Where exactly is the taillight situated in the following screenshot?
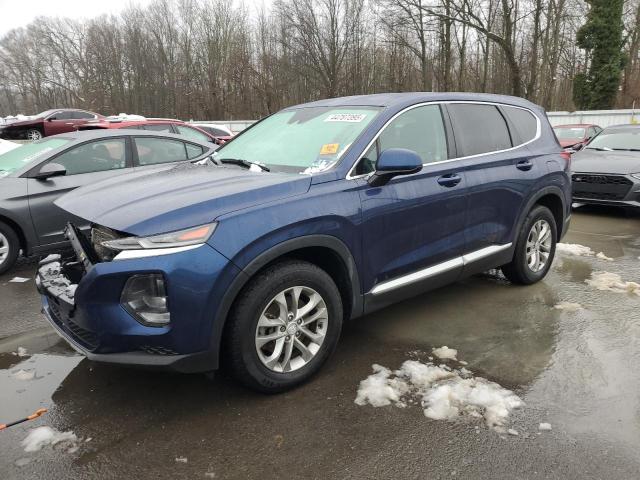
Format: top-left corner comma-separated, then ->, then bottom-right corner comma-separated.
560,150 -> 572,168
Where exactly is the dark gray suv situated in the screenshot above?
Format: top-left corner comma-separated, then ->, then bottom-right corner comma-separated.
0,130 -> 216,273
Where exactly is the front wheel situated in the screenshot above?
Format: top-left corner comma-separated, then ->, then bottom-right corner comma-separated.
223,260 -> 343,393
0,221 -> 20,275
501,205 -> 557,285
26,129 -> 42,140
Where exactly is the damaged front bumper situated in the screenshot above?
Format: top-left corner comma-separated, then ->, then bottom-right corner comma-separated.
36,223 -> 240,372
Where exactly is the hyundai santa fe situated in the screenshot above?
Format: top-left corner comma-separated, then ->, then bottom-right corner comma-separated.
36,93 -> 571,393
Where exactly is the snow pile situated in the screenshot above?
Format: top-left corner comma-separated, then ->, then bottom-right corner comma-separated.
355,354 -> 524,431
556,243 -> 613,261
432,346 -> 457,360
585,272 -> 640,296
596,252 -> 613,261
538,422 -> 552,431
553,302 -> 582,312
11,369 -> 35,381
13,346 -> 28,357
21,427 -> 77,452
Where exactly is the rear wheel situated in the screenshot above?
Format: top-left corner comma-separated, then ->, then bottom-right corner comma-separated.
26,129 -> 42,141
502,205 -> 557,285
223,260 -> 343,393
0,221 -> 20,275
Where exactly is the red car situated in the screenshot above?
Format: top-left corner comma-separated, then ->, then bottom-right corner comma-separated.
553,123 -> 603,150
0,109 -> 104,140
77,116 -> 220,145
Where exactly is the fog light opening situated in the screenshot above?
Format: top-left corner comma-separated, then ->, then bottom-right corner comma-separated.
121,274 -> 170,327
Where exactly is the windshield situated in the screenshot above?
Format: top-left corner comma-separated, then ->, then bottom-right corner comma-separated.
0,138 -> 71,177
553,127 -> 585,140
214,106 -> 381,173
587,129 -> 640,151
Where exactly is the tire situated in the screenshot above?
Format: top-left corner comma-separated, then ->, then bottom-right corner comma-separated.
0,221 -> 20,275
501,205 -> 557,285
26,129 -> 42,141
223,260 -> 343,393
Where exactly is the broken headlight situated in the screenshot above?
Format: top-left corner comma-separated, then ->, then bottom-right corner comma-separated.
121,274 -> 170,327
102,223 -> 217,251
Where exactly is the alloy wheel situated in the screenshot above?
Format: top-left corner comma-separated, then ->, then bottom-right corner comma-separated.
27,130 -> 42,140
255,286 -> 328,373
526,219 -> 552,272
0,232 -> 8,265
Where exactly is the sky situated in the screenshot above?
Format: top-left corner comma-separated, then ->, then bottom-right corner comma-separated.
0,0 -> 155,36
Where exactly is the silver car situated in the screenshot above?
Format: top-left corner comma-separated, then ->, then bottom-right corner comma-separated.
0,130 -> 216,273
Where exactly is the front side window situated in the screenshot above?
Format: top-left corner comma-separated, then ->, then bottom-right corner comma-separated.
214,106 -> 381,174
134,137 -> 189,165
0,138 -> 71,177
51,138 -> 127,175
72,111 -> 95,120
586,128 -> 640,151
448,104 -> 512,156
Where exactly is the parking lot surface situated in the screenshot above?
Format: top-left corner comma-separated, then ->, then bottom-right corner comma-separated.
1,206 -> 639,479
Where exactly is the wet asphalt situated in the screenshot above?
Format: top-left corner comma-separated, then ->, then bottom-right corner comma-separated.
1,205 -> 639,479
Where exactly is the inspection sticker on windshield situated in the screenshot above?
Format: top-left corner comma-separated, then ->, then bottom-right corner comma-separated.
324,113 -> 367,123
320,143 -> 340,155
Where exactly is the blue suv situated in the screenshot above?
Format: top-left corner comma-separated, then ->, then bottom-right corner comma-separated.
36,93 -> 571,392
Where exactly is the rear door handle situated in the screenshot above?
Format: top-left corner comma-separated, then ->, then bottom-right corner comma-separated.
516,159 -> 533,171
437,173 -> 462,187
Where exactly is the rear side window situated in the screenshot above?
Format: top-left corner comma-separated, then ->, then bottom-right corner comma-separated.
447,104 -> 511,156
185,143 -> 204,159
502,106 -> 538,143
134,137 -> 188,166
143,124 -> 174,133
72,111 -> 96,120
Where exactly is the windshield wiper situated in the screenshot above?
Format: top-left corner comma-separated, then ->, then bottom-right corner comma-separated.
218,158 -> 270,172
586,146 -> 613,151
611,148 -> 640,152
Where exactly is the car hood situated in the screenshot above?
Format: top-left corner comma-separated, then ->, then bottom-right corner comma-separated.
2,118 -> 40,127
55,163 -> 312,237
571,149 -> 640,175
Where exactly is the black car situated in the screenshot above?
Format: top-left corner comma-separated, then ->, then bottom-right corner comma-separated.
571,124 -> 640,208
0,130 -> 216,273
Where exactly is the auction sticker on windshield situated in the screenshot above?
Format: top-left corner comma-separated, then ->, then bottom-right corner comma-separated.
324,113 -> 367,122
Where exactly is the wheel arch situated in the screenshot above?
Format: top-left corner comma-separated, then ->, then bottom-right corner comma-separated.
515,186 -> 567,242
0,213 -> 28,254
210,235 -> 362,369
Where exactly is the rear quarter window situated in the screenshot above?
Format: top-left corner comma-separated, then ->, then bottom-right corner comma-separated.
447,104 -> 512,157
502,106 -> 538,144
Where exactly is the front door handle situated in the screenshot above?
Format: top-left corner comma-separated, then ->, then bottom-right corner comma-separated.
516,159 -> 533,171
437,173 -> 462,187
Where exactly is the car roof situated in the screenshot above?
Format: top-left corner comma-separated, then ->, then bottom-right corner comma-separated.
287,92 -> 542,112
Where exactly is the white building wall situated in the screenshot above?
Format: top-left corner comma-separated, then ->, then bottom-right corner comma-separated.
546,109 -> 639,128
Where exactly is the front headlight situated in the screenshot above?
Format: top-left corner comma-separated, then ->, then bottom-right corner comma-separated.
102,223 -> 217,251
631,173 -> 640,180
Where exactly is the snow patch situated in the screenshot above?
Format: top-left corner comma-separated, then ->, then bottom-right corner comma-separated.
432,346 -> 458,360
9,277 -> 30,283
175,456 -> 188,463
14,346 -> 28,357
556,243 -> 595,257
553,302 -> 582,312
21,427 -> 77,452
585,272 -> 640,296
596,252 -> 613,261
11,369 -> 35,381
355,357 -> 523,431
538,422 -> 552,431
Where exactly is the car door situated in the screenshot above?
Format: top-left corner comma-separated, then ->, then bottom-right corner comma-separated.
355,104 -> 468,307
132,136 -> 205,171
27,137 -> 132,246
43,111 -> 75,137
68,110 -> 97,130
446,103 -> 540,260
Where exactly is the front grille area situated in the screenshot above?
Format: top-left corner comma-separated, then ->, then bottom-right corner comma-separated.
572,174 -> 632,201
140,346 -> 178,356
91,224 -> 126,262
48,300 -> 98,350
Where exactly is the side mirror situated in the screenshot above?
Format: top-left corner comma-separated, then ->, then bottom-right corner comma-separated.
368,148 -> 423,187
33,162 -> 66,180
47,117 -> 55,122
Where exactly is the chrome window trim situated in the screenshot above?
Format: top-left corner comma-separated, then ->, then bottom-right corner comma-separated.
370,242 -> 512,295
346,101 -> 542,180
